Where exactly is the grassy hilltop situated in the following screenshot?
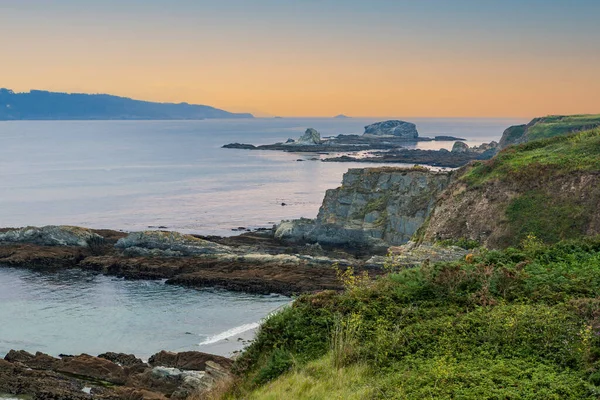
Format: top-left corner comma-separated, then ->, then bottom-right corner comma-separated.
207,118 -> 600,400
224,238 -> 600,399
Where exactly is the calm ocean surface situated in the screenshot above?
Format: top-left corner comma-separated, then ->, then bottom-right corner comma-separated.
0,118 -> 525,235
0,117 -> 525,359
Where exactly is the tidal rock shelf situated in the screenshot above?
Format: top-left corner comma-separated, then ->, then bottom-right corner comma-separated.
223,120 -> 467,157
0,349 -> 232,400
0,227 -> 350,296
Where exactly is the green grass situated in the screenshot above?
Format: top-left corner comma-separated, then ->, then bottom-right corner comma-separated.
526,115 -> 600,142
462,127 -> 600,187
227,238 -> 600,399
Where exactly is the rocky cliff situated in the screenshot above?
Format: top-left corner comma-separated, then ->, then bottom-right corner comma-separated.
421,127 -> 600,248
275,167 -> 452,252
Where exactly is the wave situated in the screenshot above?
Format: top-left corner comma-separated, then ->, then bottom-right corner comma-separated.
198,322 -> 260,346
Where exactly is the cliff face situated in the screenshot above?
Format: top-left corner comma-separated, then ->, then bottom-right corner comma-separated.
421,128 -> 600,248
275,167 -> 452,252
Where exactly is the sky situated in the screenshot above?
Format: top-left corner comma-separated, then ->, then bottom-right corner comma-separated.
1,0 -> 600,117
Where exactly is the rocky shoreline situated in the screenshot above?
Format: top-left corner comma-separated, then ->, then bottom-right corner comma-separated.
0,227 -> 351,296
0,166 -> 475,399
0,349 -> 232,399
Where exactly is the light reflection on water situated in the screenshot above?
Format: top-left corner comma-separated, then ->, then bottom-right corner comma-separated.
0,118 -> 524,236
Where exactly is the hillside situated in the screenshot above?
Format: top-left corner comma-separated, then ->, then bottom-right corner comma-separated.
0,88 -> 253,120
420,127 -> 600,248
222,238 -> 600,399
498,114 -> 600,149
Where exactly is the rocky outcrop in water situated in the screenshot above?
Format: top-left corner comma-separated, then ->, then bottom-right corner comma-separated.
0,350 -> 233,399
0,225 -> 103,247
115,230 -> 231,256
291,128 -> 322,145
275,167 -> 452,252
363,120 -> 418,138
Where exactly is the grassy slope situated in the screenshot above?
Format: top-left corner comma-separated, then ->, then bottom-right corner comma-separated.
462,127 -> 600,186
525,115 -> 600,142
226,238 -> 600,399
455,128 -> 600,246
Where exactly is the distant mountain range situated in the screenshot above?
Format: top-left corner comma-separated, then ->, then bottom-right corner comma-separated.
0,88 -> 253,120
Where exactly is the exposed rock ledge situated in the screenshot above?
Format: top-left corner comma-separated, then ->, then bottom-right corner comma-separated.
0,349 -> 232,400
0,226 -> 354,296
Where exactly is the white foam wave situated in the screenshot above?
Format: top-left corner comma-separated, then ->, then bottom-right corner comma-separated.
198,322 -> 260,346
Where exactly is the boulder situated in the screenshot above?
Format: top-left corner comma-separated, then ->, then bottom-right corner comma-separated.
363,120 -> 418,139
56,354 -> 128,385
0,225 -> 103,247
451,141 -> 469,153
148,351 -> 232,371
4,350 -> 59,370
115,231 -> 231,257
98,352 -> 145,367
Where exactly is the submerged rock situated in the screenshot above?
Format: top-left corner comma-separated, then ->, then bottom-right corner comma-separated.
363,120 -> 418,139
115,231 -> 231,257
0,225 -> 103,247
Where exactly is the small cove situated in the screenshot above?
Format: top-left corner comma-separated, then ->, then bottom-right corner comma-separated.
0,267 -> 290,359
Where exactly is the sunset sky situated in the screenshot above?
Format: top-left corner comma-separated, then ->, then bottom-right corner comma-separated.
2,0 -> 599,117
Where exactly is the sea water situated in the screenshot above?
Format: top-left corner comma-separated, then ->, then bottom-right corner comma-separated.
0,118 -> 524,235
0,117 -> 525,358
0,267 -> 290,358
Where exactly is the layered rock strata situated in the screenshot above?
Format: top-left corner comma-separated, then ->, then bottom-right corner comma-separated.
275,167 -> 453,252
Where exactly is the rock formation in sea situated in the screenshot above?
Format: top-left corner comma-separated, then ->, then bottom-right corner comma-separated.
363,120 -> 419,138
293,128 -> 322,145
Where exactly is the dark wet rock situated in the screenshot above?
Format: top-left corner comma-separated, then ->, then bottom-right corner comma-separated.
222,143 -> 256,149
98,352 -> 145,367
4,350 -> 59,370
56,354 -> 128,385
0,243 -> 85,268
363,120 -> 418,138
435,135 -> 465,141
148,351 -> 232,372
323,148 -> 494,168
0,350 -> 232,400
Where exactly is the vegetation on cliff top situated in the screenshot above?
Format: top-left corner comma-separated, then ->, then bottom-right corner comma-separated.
221,237 -> 600,399
462,127 -> 600,187
499,114 -> 600,149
